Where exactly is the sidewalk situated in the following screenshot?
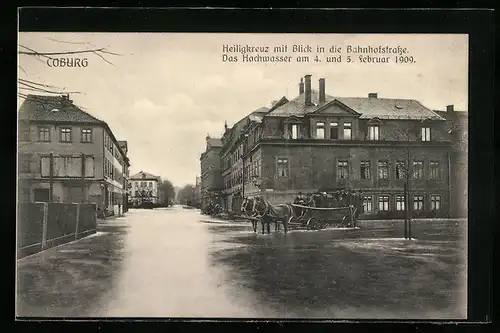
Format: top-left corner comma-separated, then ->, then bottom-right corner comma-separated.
16,219 -> 129,317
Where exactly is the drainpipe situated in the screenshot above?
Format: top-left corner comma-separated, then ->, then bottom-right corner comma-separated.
447,151 -> 452,218
49,153 -> 54,203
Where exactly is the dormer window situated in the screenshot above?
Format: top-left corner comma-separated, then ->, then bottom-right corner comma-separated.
330,122 -> 338,139
343,122 -> 352,140
368,125 -> 380,140
315,122 -> 325,139
421,127 -> 431,141
291,124 -> 298,139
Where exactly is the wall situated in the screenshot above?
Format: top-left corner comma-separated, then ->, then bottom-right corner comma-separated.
200,146 -> 223,209
19,123 -> 105,180
257,143 -> 451,217
259,116 -> 450,143
17,202 -> 97,259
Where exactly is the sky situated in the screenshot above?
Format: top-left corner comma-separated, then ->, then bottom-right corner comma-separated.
18,33 -> 468,188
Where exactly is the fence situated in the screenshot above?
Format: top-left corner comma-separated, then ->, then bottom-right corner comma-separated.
17,202 -> 97,259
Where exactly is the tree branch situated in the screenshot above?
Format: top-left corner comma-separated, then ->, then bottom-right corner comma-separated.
18,80 -> 81,95
19,46 -> 123,57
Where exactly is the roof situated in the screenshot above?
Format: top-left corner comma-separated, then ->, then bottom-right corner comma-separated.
130,171 -> 160,181
18,94 -> 105,124
118,140 -> 128,148
19,95 -> 130,161
266,90 -> 334,117
338,97 -> 445,120
207,138 -> 223,148
266,90 -> 445,121
222,107 -> 269,153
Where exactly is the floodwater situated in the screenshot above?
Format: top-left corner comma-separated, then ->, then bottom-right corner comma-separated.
16,206 -> 467,319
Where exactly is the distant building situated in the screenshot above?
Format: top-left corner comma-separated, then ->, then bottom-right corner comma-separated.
204,75 -> 466,218
199,135 -> 223,211
129,171 -> 161,205
18,94 -> 130,217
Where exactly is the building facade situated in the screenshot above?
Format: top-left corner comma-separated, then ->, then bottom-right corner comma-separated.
129,171 -> 161,205
199,136 -> 223,211
206,75 -> 467,218
18,94 -> 130,217
118,141 -> 130,212
434,106 -> 468,218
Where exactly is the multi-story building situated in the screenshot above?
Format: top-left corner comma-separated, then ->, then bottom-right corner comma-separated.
208,75 -> 466,218
434,106 -> 468,217
129,171 -> 160,205
199,135 -> 223,211
17,94 -> 130,217
219,106 -> 271,212
118,141 -> 130,212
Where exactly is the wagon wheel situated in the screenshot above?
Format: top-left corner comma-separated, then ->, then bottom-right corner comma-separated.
306,217 -> 317,230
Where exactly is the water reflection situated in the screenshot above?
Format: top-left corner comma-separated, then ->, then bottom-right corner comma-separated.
209,219 -> 467,319
16,221 -> 129,317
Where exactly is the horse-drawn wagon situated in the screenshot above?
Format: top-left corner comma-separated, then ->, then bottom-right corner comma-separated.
239,189 -> 363,234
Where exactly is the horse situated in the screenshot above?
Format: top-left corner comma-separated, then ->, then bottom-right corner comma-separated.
240,197 -> 260,232
252,196 -> 293,234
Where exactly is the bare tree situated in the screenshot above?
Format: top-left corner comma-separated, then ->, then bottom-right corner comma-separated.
385,115 -> 431,240
17,40 -> 123,149
18,41 -> 122,98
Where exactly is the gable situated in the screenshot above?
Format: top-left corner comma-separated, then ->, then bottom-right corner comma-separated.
313,100 -> 360,116
367,117 -> 384,124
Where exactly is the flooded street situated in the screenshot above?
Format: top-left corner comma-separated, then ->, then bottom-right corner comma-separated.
16,206 -> 467,319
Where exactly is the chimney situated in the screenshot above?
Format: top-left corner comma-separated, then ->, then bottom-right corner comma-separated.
368,93 -> 378,98
299,78 -> 304,95
446,105 -> 454,113
319,78 -> 326,104
304,74 -> 312,106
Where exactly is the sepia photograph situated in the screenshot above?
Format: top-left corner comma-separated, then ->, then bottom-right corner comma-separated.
16,32 -> 468,319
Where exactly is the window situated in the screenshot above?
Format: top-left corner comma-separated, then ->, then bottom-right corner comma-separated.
20,126 -> 31,141
330,122 -> 338,139
343,122 -> 352,140
395,160 -> 406,179
316,122 -> 325,139
429,161 -> 441,180
360,161 -> 371,180
291,124 -> 299,139
337,160 -> 349,179
18,154 -> 31,173
38,127 -> 50,142
396,195 -> 405,211
421,127 -> 431,141
141,181 -> 146,187
368,125 -> 380,140
378,160 -> 389,179
81,128 -> 92,142
363,196 -> 373,212
60,127 -> 72,142
430,195 -> 441,210
277,158 -> 289,177
413,161 -> 424,179
413,195 -> 424,211
378,195 -> 389,211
